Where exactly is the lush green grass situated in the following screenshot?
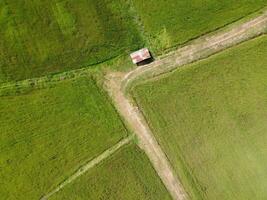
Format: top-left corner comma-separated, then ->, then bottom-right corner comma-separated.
51,143 -> 171,200
0,0 -> 143,82
133,35 -> 267,200
0,77 -> 128,199
132,0 -> 266,52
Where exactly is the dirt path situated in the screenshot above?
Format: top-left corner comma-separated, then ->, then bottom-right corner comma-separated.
122,10 -> 267,89
105,10 -> 267,200
105,74 -> 188,200
41,135 -> 134,200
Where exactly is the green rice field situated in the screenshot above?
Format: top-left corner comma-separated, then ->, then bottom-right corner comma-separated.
0,77 -> 128,199
133,35 -> 267,200
51,144 -> 171,200
0,0 -> 143,82
1,1 -> 267,199
132,0 -> 266,52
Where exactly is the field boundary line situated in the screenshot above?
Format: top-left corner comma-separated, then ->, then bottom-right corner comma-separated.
105,10 -> 267,200
41,135 -> 134,200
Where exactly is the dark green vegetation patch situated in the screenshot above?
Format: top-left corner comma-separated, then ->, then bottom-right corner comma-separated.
132,0 -> 266,52
133,35 -> 267,200
0,77 -> 128,199
0,0 -> 143,82
51,144 -> 172,200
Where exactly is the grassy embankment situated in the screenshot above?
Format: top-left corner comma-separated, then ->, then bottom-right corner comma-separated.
133,35 -> 267,200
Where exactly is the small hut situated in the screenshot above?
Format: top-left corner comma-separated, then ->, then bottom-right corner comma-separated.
130,48 -> 151,65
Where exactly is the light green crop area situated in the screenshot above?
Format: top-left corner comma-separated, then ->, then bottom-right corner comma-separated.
0,77 -> 128,199
132,0 -> 266,52
133,35 -> 267,200
0,0 -> 143,82
51,144 -> 172,200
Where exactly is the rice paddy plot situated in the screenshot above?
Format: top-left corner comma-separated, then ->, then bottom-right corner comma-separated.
51,144 -> 172,200
0,76 -> 128,199
133,35 -> 267,200
0,0 -> 143,82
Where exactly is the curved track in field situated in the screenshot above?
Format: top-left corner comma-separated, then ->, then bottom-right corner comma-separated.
105,10 -> 267,200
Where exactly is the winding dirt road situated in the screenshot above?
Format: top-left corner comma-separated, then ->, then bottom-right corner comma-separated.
105,10 -> 267,200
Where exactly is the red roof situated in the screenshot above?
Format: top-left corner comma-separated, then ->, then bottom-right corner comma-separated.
130,48 -> 151,64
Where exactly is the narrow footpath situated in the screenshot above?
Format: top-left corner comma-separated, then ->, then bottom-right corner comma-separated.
41,135 -> 134,200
